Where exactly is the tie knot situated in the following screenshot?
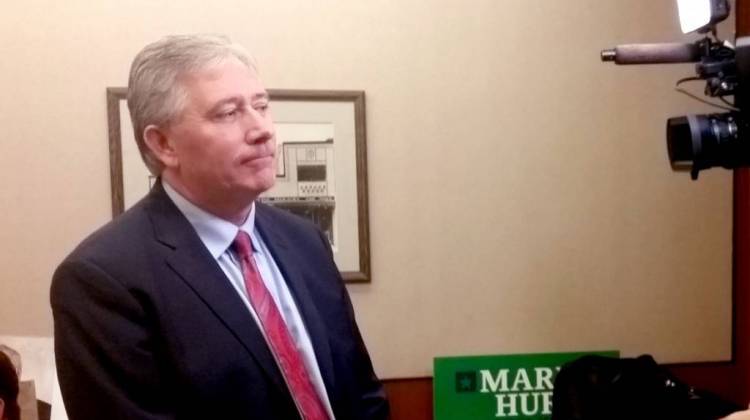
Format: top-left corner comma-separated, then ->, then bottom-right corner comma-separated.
233,230 -> 254,259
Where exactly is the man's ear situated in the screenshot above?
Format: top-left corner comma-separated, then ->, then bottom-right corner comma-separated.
0,397 -> 6,418
143,125 -> 179,169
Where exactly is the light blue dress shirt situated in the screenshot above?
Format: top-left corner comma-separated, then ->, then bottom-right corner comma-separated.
163,182 -> 335,419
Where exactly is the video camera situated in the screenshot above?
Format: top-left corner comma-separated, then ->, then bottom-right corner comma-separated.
601,0 -> 750,179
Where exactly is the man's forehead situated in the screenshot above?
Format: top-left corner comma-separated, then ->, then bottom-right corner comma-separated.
178,59 -> 267,104
212,92 -> 269,108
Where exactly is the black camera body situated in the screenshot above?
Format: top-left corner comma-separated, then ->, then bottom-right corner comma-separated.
666,36 -> 750,179
602,1 -> 750,180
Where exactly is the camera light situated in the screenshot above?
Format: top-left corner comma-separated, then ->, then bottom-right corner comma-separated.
677,0 -> 730,33
677,0 -> 712,33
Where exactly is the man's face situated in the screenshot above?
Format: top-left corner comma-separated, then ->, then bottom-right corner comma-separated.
163,57 -> 276,209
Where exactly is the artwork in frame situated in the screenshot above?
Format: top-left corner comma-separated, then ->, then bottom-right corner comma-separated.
106,87 -> 371,283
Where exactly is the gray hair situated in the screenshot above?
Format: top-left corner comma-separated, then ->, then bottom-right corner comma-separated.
127,34 -> 257,174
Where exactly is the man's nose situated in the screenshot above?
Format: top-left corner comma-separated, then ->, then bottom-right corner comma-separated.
243,109 -> 274,144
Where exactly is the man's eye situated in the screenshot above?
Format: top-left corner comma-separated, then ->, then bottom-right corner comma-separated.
217,109 -> 239,120
255,103 -> 269,115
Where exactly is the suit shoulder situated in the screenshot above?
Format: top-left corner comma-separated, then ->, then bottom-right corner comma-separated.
51,198 -> 162,305
62,200 -> 153,267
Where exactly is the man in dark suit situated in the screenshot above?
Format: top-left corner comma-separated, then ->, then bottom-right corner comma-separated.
51,34 -> 388,420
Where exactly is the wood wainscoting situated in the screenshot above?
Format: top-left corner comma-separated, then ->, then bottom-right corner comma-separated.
383,377 -> 433,420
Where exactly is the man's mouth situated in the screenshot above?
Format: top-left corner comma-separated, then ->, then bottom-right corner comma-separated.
240,154 -> 274,166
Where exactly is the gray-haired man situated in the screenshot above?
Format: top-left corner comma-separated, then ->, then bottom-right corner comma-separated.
51,34 -> 388,420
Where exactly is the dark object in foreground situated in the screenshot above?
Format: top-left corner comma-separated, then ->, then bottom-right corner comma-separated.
552,354 -> 740,420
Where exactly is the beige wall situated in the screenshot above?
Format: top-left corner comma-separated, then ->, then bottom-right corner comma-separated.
0,0 -> 734,379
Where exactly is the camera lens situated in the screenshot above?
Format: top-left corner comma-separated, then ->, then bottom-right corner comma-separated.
666,113 -> 746,179
666,116 -> 694,169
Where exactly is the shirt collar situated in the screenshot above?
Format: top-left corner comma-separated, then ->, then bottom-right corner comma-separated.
162,181 -> 256,259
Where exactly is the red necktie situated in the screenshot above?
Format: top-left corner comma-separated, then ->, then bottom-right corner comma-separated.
233,231 -> 330,420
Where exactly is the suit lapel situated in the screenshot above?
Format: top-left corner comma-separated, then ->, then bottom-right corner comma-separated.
255,205 -> 338,402
144,183 -> 288,393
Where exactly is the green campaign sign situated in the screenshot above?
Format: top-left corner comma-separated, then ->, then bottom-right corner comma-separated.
434,350 -> 619,420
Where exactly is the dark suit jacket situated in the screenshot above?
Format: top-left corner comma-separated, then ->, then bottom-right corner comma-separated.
51,182 -> 389,420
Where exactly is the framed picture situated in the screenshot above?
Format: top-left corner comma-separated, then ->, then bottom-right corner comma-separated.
106,88 -> 371,283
